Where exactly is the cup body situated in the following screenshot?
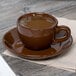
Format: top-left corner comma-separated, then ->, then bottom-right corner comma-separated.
18,26 -> 55,50
17,12 -> 70,50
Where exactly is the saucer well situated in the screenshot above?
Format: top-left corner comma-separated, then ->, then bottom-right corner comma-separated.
3,27 -> 73,60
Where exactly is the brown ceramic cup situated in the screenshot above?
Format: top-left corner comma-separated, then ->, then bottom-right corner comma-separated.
17,12 -> 71,50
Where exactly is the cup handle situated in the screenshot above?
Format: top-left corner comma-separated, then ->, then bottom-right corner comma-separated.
53,25 -> 71,43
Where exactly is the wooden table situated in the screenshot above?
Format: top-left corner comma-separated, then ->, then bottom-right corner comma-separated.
0,0 -> 76,76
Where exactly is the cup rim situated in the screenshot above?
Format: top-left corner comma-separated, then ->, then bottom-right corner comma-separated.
17,12 -> 58,30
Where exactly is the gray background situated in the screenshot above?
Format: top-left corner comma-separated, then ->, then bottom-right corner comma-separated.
0,0 -> 76,76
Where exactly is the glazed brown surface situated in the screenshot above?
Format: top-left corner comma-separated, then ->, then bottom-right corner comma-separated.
18,13 -> 71,50
3,28 -> 73,60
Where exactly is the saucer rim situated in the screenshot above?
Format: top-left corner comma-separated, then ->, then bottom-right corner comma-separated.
3,27 -> 73,60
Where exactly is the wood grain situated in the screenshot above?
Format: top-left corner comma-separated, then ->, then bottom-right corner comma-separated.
0,0 -> 76,76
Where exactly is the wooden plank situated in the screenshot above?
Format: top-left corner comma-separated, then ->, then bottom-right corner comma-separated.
50,5 -> 76,19
2,55 -> 46,76
2,55 -> 74,76
0,1 -> 76,76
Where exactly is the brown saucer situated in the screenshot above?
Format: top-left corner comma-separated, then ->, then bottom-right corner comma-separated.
3,27 -> 73,60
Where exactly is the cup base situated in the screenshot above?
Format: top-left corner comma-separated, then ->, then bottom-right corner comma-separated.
24,44 -> 51,51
